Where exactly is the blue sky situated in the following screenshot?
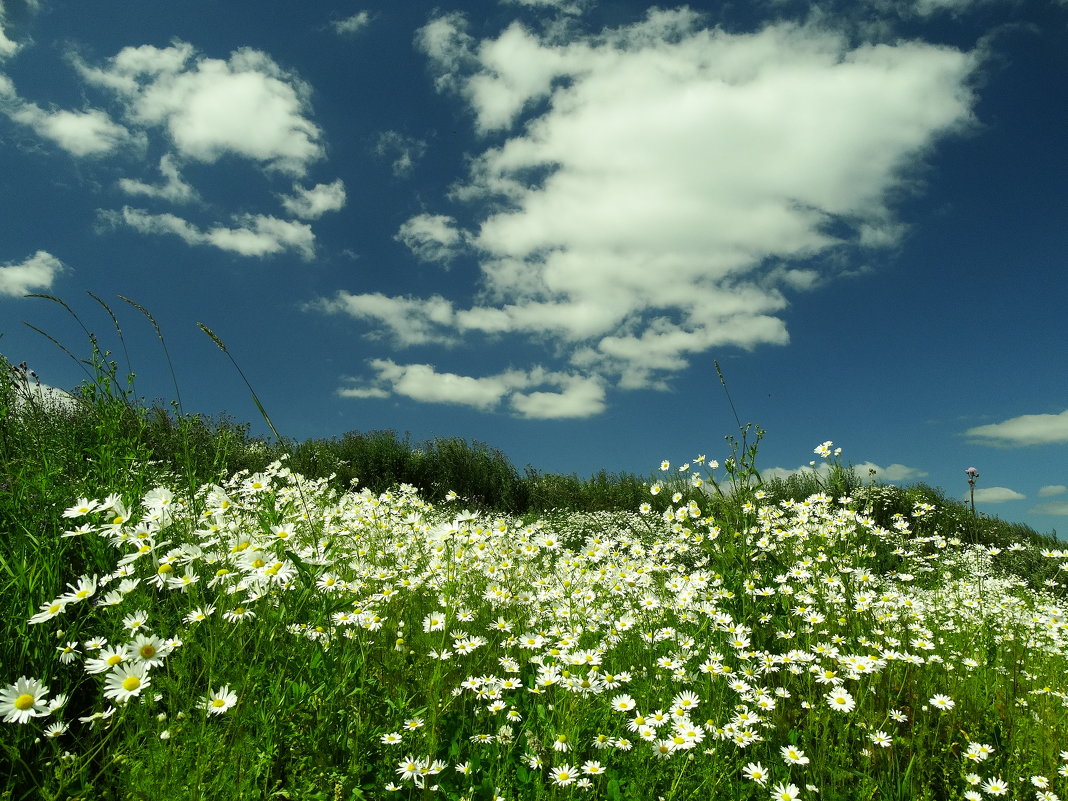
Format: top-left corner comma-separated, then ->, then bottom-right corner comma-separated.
1,0 -> 1066,536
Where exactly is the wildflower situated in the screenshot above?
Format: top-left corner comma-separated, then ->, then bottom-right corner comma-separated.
28,599 -> 68,625
130,634 -> 171,668
223,606 -> 256,623
64,498 -> 102,518
771,781 -> 801,801
611,694 -> 636,712
965,742 -> 995,762
381,732 -> 403,745
396,756 -> 421,782
85,646 -> 129,674
1,677 -> 50,723
185,606 -> 215,624
743,762 -> 769,786
551,764 -> 578,786
929,694 -> 955,711
44,721 -> 69,738
553,733 -> 570,752
191,683 -> 234,716
981,777 -> 1009,796
56,642 -> 80,664
404,718 -> 425,731
781,745 -> 810,766
62,575 -> 98,604
581,760 -> 606,775
103,663 -> 151,703
889,709 -> 907,723
869,731 -> 892,748
122,610 -> 151,633
826,688 -> 856,713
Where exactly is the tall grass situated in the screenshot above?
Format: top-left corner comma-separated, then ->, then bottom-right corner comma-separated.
2,303 -> 1067,801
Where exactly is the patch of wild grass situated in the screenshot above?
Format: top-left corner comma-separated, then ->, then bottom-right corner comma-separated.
3,304 -> 1067,801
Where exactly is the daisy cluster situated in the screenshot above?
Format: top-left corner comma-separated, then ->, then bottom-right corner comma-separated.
5,448 -> 1068,799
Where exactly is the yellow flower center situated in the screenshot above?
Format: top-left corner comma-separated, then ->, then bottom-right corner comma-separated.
107,654 -> 123,666
230,541 -> 249,553
140,645 -> 156,659
14,693 -> 35,710
251,558 -> 265,569
157,563 -> 173,574
211,698 -> 226,708
215,568 -> 230,576
122,676 -> 141,692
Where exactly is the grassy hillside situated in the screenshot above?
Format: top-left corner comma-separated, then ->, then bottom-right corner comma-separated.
2,349 -> 1067,801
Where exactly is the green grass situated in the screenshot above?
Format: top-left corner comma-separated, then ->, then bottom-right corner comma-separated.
2,325 -> 1067,801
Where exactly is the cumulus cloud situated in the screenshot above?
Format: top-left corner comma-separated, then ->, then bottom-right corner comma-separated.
0,75 -> 131,155
762,460 -> 928,484
279,179 -> 346,219
75,42 -> 324,175
0,250 -> 64,296
312,292 -> 458,346
969,487 -> 1026,503
1039,485 -> 1068,498
1032,501 -> 1068,516
339,359 -> 606,418
111,206 -> 315,260
332,11 -> 372,36
500,0 -> 592,15
118,154 -> 197,202
965,410 -> 1068,447
375,131 -> 428,177
322,11 -> 978,415
395,214 -> 465,262
0,0 -> 20,60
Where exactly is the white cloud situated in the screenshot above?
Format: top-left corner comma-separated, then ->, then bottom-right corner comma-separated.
0,250 -> 64,296
339,360 -> 607,418
396,214 -> 464,262
118,154 -> 197,202
510,374 -> 605,419
375,131 -> 428,177
965,409 -> 1068,447
500,0 -> 592,14
76,43 -> 324,175
319,11 -> 980,416
394,12 -> 979,395
313,292 -> 458,346
113,206 -> 315,260
0,0 -> 20,60
762,459 -> 928,484
332,11 -> 372,35
1032,501 -> 1068,516
0,86 -> 131,155
969,487 -> 1026,503
1039,485 -> 1068,498
280,179 -> 347,219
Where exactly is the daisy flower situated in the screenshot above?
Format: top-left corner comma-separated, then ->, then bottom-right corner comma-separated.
203,685 -> 237,715
743,762 -> 769,786
826,688 -> 856,713
611,694 -> 637,712
103,663 -> 151,703
929,694 -> 955,711
551,764 -> 578,786
781,745 -> 810,766
28,599 -> 68,625
381,732 -> 404,746
770,781 -> 801,801
981,777 -> 1009,796
1,676 -> 50,723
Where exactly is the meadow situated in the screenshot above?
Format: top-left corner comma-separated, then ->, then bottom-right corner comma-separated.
2,304 -> 1067,800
